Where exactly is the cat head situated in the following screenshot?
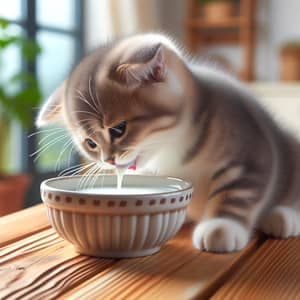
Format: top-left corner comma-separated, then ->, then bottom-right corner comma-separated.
36,34 -> 189,169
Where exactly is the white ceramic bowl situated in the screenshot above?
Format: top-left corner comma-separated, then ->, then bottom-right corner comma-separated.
41,175 -> 193,258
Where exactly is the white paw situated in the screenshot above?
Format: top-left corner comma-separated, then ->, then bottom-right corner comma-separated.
192,218 -> 250,253
260,206 -> 300,238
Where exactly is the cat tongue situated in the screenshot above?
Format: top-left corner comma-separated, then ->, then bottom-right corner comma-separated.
128,157 -> 138,170
128,162 -> 136,170
117,157 -> 138,171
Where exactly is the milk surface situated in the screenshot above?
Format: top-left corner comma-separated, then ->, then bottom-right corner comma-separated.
79,166 -> 176,195
80,187 -> 174,195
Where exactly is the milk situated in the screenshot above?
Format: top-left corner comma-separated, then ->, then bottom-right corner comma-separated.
116,166 -> 127,189
80,165 -> 172,195
80,187 -> 174,195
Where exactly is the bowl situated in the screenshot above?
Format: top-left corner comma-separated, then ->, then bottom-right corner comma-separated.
41,175 -> 193,258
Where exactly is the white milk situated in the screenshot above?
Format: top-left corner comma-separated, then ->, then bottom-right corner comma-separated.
116,166 -> 127,189
80,187 -> 174,195
80,166 -> 174,195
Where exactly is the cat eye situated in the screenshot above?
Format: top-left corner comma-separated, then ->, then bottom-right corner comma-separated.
109,121 -> 127,141
85,138 -> 97,149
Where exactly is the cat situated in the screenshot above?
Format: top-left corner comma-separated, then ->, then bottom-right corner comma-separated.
36,33 -> 300,252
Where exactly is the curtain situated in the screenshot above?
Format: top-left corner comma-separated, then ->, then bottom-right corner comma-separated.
85,0 -> 160,51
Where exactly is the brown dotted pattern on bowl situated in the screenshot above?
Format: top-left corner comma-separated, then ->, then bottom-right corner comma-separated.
43,191 -> 193,207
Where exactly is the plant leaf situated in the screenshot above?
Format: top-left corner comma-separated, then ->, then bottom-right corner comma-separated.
18,38 -> 41,62
0,22 -> 43,129
0,36 -> 18,49
10,72 -> 37,86
0,18 -> 9,29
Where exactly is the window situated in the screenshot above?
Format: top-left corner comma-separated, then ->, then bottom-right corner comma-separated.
0,0 -> 84,207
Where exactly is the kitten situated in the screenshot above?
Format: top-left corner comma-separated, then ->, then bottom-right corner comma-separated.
36,33 -> 300,252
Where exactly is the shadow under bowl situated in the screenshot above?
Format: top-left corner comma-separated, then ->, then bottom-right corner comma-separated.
41,175 -> 193,258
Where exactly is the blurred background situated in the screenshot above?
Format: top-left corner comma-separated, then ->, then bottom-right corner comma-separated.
0,0 -> 300,216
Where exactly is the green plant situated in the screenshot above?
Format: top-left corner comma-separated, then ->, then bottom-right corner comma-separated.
0,18 -> 42,129
197,0 -> 238,4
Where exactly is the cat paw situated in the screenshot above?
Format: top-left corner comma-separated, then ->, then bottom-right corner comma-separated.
192,218 -> 250,253
260,206 -> 300,238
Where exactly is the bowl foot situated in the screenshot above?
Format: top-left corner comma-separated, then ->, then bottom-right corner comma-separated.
75,246 -> 161,258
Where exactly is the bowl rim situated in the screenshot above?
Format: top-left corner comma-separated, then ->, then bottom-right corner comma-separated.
41,174 -> 193,198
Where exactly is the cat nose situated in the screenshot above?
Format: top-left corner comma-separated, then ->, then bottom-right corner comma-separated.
105,156 -> 115,165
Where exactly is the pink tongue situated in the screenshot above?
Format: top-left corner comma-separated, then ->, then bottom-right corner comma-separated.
129,163 -> 136,170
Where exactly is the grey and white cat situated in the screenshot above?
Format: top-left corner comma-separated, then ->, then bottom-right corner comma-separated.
37,33 -> 300,252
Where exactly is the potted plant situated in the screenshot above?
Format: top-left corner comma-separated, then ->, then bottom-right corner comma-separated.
280,41 -> 300,81
197,0 -> 239,20
0,18 -> 42,215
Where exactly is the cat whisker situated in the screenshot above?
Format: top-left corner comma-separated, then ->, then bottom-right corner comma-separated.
76,89 -> 101,116
61,162 -> 96,177
100,168 -> 109,188
31,135 -> 71,162
37,130 -> 68,145
94,85 -> 104,115
28,127 -> 65,138
73,110 -> 100,119
59,162 -> 88,176
67,144 -> 76,168
78,164 -> 99,190
55,139 -> 74,171
78,163 -> 97,189
30,134 -> 68,157
77,95 -> 100,114
88,76 -> 102,118
33,139 -> 71,164
69,163 -> 96,177
77,170 -> 91,190
87,164 -> 112,189
91,165 -> 104,188
77,118 -> 96,123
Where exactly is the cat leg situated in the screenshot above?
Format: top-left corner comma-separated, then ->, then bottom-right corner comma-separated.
260,206 -> 300,238
193,162 -> 265,252
192,217 -> 250,252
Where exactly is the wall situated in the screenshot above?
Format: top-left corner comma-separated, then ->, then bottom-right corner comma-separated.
256,0 -> 300,81
84,0 -> 300,81
158,0 -> 300,81
84,0 -> 160,51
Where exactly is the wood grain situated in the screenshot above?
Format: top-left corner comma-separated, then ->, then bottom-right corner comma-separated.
0,204 -> 49,247
186,17 -> 244,29
185,0 -> 256,80
211,238 -> 300,300
6,205 -> 298,300
59,226 -> 262,300
0,228 -> 116,300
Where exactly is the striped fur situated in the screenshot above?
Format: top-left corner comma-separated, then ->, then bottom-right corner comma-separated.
37,33 -> 300,252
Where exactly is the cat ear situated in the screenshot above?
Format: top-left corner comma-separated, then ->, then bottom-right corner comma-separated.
116,45 -> 165,87
35,82 -> 65,127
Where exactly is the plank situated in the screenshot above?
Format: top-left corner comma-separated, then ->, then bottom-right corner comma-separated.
0,204 -> 50,247
0,228 -> 116,300
59,225 -> 264,300
186,17 -> 245,29
211,238 -> 300,300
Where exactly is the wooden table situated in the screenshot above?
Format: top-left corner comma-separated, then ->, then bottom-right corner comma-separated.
1,204 -> 300,300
